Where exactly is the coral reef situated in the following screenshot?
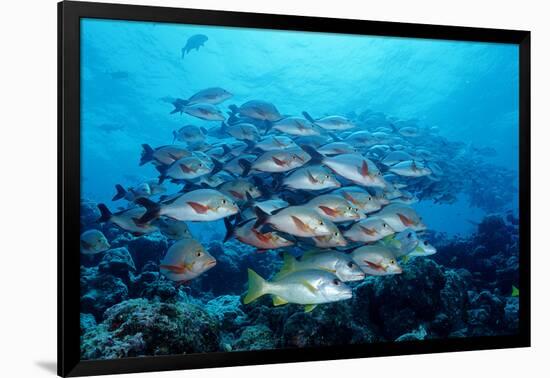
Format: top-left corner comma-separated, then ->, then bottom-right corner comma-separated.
79,199 -> 520,359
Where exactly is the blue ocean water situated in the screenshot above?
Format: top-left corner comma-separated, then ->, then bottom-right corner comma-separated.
78,17 -> 521,358
81,18 -> 518,237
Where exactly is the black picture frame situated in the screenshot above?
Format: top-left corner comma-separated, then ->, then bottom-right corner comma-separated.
58,1 -> 531,376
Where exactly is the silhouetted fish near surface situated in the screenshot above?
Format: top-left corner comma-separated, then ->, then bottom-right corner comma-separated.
181,34 -> 208,59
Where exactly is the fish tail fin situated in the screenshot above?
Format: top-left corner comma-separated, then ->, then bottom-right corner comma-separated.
170,108 -> 179,115
329,132 -> 342,142
140,144 -> 155,166
135,198 -> 162,224
221,121 -> 228,134
300,144 -> 324,164
243,139 -> 256,153
273,252 -> 296,280
211,158 -> 224,176
228,104 -> 239,115
112,184 -> 127,201
243,269 -> 268,304
223,217 -> 234,243
238,159 -> 252,176
200,126 -> 208,136
154,165 -> 168,184
302,111 -> 315,123
253,206 -> 270,229
96,204 -> 112,223
181,47 -> 186,59
221,144 -> 232,157
271,173 -> 284,193
263,120 -> 273,135
172,130 -> 177,143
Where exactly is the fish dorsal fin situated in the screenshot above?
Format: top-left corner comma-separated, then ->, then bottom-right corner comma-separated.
301,280 -> 318,294
304,304 -> 318,313
273,253 -> 297,280
272,295 -> 289,306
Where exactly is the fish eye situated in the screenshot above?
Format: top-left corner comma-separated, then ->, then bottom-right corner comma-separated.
383,223 -> 388,228
347,206 -> 352,211
196,250 -> 202,257
334,232 -> 339,237
221,199 -> 227,204
325,175 -> 330,179
319,220 -> 324,225
407,232 -> 412,238
347,261 -> 355,268
198,163 -> 203,167
332,279 -> 341,286
424,241 -> 429,246
389,259 -> 395,264
368,196 -> 372,201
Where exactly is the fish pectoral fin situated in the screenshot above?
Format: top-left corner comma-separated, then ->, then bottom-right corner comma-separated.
360,160 -> 369,177
291,216 -> 311,234
187,201 -> 209,214
271,156 -> 286,166
342,192 -> 356,204
179,163 -> 193,173
252,228 -> 271,243
364,260 -> 385,272
272,295 -> 289,306
360,226 -> 377,236
159,263 -> 188,274
318,205 -> 339,217
301,280 -> 318,294
228,190 -> 244,200
307,170 -> 318,184
397,213 -> 414,226
304,304 -> 318,313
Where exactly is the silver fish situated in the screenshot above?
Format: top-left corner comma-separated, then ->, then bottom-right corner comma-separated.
274,251 -> 364,282
244,268 -> 352,312
183,103 -> 225,121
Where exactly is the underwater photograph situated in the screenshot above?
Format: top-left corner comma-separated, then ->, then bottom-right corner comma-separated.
79,18 -> 520,359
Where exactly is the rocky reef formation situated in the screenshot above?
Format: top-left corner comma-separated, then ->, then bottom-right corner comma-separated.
79,200 -> 520,359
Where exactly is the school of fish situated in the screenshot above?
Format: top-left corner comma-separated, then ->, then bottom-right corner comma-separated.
81,85 -> 449,313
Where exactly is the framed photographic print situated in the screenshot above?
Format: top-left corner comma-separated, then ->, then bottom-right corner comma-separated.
58,1 -> 531,376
